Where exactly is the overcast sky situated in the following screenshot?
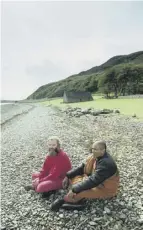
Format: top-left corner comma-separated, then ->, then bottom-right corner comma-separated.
1,1 -> 143,100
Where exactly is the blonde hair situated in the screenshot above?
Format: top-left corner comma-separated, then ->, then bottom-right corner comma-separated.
48,136 -> 61,147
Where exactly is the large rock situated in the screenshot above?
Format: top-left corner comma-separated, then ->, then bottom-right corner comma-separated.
81,108 -> 91,115
91,110 -> 102,116
114,109 -> 120,114
100,109 -> 113,114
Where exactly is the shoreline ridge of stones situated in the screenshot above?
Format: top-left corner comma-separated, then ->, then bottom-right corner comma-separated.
61,107 -> 120,118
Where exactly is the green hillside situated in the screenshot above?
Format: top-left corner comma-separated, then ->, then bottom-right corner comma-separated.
27,51 -> 143,99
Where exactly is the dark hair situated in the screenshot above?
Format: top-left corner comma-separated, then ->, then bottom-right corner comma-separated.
102,141 -> 107,151
95,140 -> 107,151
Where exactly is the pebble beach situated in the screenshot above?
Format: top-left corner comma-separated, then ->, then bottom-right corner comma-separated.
1,103 -> 143,230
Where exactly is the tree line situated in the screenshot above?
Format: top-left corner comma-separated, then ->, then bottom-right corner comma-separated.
98,64 -> 143,98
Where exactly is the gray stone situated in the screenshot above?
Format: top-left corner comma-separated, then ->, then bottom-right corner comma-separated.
114,109 -> 120,113
81,109 -> 90,114
122,209 -> 128,213
138,215 -> 143,224
114,224 -> 121,230
1,227 -> 7,230
119,201 -> 125,206
80,216 -> 86,221
59,214 -> 64,218
74,210 -> 79,214
89,221 -> 97,226
93,217 -> 102,221
91,210 -> 96,214
119,213 -> 126,220
104,207 -> 111,214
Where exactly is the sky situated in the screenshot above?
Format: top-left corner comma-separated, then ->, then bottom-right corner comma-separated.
1,1 -> 143,100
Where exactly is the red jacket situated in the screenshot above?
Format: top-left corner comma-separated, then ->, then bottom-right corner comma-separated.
39,150 -> 72,182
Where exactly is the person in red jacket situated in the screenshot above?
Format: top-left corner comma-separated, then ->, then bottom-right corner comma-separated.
24,136 -> 72,197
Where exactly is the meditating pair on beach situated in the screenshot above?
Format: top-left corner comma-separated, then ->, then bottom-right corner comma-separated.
24,136 -> 119,211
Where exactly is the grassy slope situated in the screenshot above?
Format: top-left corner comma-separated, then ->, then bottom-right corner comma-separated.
42,96 -> 143,119
28,51 -> 143,99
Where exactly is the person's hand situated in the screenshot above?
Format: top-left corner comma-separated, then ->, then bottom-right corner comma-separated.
32,178 -> 39,188
62,177 -> 69,189
68,190 -> 76,200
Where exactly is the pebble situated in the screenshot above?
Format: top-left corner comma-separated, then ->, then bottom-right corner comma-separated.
138,216 -> 143,224
91,210 -> 96,214
93,217 -> 102,221
114,224 -> 120,230
80,216 -> 86,221
104,207 -> 111,214
59,214 -> 64,219
119,213 -> 127,220
73,210 -> 79,214
89,221 -> 97,226
119,201 -> 125,206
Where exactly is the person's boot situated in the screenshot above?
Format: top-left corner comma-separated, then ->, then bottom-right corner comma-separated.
62,203 -> 86,210
24,185 -> 34,191
41,190 -> 56,199
61,199 -> 86,210
51,198 -> 65,211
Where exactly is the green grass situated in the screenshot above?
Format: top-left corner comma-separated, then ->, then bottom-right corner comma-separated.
42,96 -> 143,120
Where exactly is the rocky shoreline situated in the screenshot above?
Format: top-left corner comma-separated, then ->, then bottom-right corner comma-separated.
1,104 -> 143,230
1,103 -> 35,125
61,107 -> 120,118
